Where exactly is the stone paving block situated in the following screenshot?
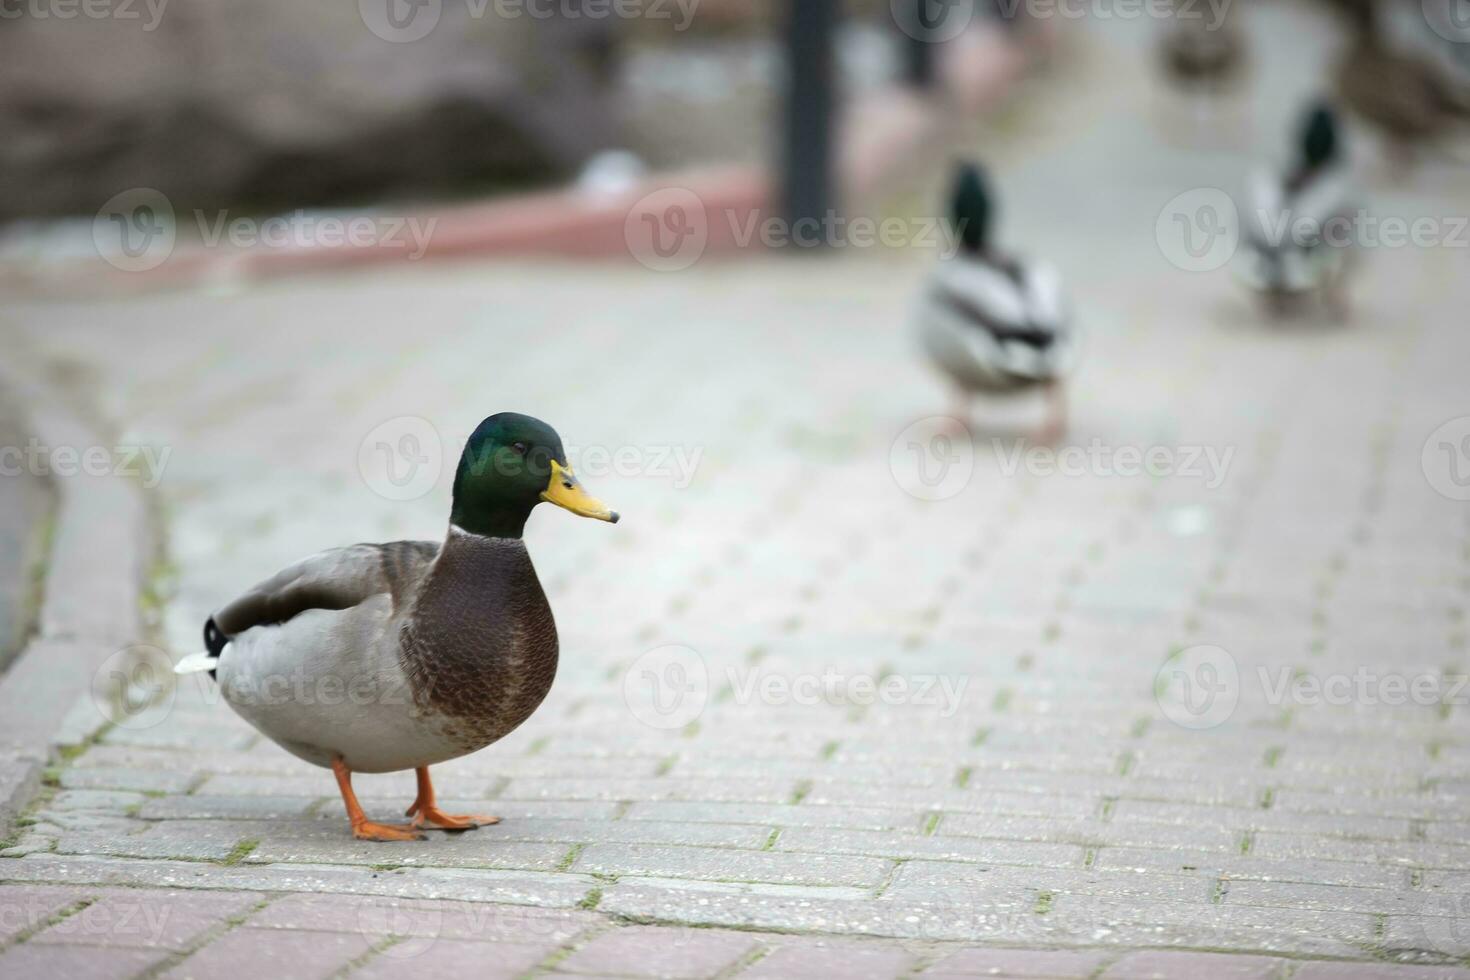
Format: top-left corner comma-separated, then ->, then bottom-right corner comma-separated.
0,855 -> 599,909
0,833 -> 57,857
76,744 -> 315,777
599,878 -> 1047,943
351,938 -> 558,979
885,860 -> 1214,905
962,772 -> 1264,808
1380,911 -> 1470,959
808,784 -> 1104,820
1094,846 -> 1410,890
1225,880 -> 1445,917
573,842 -> 892,888
556,924 -> 758,978
436,754 -> 670,780
921,946 -> 1111,977
1110,800 -> 1413,841
1099,950 -> 1289,979
622,800 -> 926,832
137,795 -> 321,821
246,892 -> 598,945
0,943 -> 166,980
937,813 -> 1242,853
45,790 -> 147,813
1272,790 -> 1467,821
0,885 -> 89,944
52,821 -> 254,863
1050,894 -> 1379,953
663,753 -> 943,782
1292,964 -> 1470,979
742,937 -> 918,978
1252,834 -> 1470,869
27,810 -> 139,835
499,777 -> 799,805
28,888 -> 262,950
491,818 -> 773,849
198,772 -> 455,799
102,723 -> 256,751
776,827 -> 1084,868
470,800 -> 623,822
1418,869 -> 1470,893
163,926 -> 374,980
534,736 -> 710,759
58,767 -> 196,795
247,826 -> 569,872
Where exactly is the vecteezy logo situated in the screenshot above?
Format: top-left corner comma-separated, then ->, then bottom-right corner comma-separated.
356,898 -> 441,959
92,645 -> 176,730
1423,0 -> 1470,43
359,0 -> 441,42
1155,188 -> 1239,272
93,188 -> 176,272
1154,644 -> 1239,730
358,416 -> 443,501
622,645 -> 708,729
624,188 -> 709,272
889,417 -> 975,501
892,0 -> 975,42
1419,893 -> 1470,958
1423,417 -> 1470,501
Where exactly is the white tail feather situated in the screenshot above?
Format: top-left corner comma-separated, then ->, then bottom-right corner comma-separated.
174,651 -> 220,675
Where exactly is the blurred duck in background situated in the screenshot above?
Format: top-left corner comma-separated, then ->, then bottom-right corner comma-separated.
1332,0 -> 1470,168
917,163 -> 1077,444
1235,104 -> 1355,319
1158,0 -> 1246,94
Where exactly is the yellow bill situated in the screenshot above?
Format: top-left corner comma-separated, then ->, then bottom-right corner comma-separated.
541,460 -> 619,523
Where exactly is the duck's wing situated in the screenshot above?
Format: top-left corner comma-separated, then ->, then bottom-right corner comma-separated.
1245,167 -> 1285,248
213,540 -> 440,638
1291,167 -> 1353,234
925,257 -> 1074,382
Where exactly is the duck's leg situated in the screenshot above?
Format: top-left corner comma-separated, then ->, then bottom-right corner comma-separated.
332,757 -> 425,842
406,767 -> 501,831
940,388 -> 974,435
1036,381 -> 1067,445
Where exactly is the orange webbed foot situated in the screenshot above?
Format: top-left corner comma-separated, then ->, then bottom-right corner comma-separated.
352,820 -> 427,842
405,802 -> 501,831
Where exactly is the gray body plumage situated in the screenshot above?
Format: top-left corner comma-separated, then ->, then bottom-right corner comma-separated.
210,530 -> 557,773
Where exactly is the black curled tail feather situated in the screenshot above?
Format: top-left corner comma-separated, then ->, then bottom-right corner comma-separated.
203,617 -> 227,681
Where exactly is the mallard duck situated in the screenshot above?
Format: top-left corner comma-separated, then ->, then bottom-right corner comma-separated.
1235,104 -> 1355,316
1333,0 -> 1470,164
1159,4 -> 1245,93
917,163 -> 1076,442
174,413 -> 618,842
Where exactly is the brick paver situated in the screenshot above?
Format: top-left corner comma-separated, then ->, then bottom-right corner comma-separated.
3,9 -> 1470,979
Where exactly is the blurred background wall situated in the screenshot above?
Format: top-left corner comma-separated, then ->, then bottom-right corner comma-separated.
0,1 -> 636,217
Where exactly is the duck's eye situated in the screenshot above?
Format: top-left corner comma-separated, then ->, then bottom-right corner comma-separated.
511,441 -> 528,456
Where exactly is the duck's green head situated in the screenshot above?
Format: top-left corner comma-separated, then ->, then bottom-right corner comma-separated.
951,162 -> 993,255
450,412 -> 619,539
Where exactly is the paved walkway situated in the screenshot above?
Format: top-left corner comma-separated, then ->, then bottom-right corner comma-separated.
3,10 -> 1470,980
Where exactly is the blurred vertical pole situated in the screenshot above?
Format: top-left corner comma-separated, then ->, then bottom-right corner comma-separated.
781,0 -> 836,251
904,2 -> 935,88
